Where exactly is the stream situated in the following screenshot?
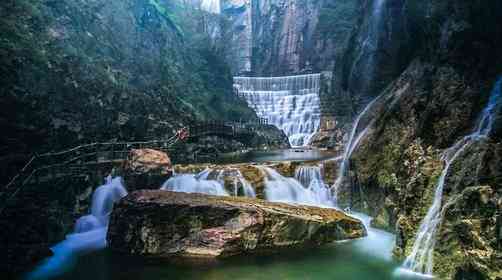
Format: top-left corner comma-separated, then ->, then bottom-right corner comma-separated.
27,213 -> 423,280
27,150 -> 425,280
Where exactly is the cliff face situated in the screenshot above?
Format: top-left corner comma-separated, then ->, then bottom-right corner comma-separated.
218,0 -> 358,76
0,0 -> 256,175
333,0 -> 502,278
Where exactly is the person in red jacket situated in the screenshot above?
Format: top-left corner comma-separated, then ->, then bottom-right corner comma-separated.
176,127 -> 189,141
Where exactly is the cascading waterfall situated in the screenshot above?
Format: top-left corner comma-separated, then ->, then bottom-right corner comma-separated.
261,166 -> 332,207
162,168 -> 256,198
332,95 -> 382,204
295,165 -> 334,207
215,168 -> 256,198
28,176 -> 128,279
401,77 -> 502,276
295,165 -> 324,188
201,0 -> 220,14
161,169 -> 229,197
233,74 -> 321,147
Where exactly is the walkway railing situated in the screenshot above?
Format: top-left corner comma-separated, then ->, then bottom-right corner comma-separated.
1,120 -> 269,215
0,135 -> 179,215
188,120 -> 266,139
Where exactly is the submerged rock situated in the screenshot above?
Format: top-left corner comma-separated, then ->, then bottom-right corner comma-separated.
107,190 -> 365,258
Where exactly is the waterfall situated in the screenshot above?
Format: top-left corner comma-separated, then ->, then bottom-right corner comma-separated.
162,168 -> 256,198
234,74 -> 321,147
28,176 -> 128,279
161,169 -> 229,197
261,166 -> 333,207
295,165 -> 323,188
214,168 -> 256,198
401,77 -> 502,276
201,0 -> 220,14
295,165 -> 335,207
332,95 -> 382,204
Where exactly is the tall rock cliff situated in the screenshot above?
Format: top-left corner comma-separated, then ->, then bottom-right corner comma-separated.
333,0 -> 502,278
216,0 -> 358,76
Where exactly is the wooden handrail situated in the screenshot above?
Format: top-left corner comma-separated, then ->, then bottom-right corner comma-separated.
2,135 -> 178,191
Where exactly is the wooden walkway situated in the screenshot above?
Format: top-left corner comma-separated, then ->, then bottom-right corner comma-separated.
0,119 -> 273,215
188,120 -> 267,141
0,136 -> 179,214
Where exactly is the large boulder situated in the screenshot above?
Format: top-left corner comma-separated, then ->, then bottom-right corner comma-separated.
123,149 -> 173,190
107,190 -> 365,258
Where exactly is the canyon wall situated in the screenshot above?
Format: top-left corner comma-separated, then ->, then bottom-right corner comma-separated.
219,0 -> 358,76
333,0 -> 502,278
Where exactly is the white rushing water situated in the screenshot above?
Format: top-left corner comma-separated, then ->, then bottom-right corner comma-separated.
234,74 -> 321,147
162,168 -> 256,198
263,166 -> 396,262
332,95 -> 382,204
261,166 -> 333,207
400,77 -> 502,276
201,0 -> 220,14
28,176 -> 128,279
161,169 -> 229,197
214,168 -> 256,198
349,212 -> 396,261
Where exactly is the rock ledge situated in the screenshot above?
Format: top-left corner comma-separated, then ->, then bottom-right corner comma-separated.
108,190 -> 365,258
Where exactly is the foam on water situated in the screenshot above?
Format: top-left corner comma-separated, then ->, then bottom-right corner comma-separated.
348,212 -> 396,261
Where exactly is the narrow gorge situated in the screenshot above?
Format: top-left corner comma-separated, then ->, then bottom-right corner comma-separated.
1,0 -> 501,280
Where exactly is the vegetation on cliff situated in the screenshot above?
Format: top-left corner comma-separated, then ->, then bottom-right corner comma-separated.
0,0 -> 255,167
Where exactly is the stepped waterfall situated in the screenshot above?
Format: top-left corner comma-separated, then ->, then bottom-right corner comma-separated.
233,74 -> 321,147
400,77 -> 502,276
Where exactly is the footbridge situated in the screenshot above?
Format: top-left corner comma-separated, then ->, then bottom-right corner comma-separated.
0,120 -> 270,214
188,120 -> 267,141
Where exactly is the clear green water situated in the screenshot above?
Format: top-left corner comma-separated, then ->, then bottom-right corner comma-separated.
56,245 -> 397,280
29,217 -> 424,280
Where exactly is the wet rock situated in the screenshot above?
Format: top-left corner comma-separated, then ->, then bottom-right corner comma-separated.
123,149 -> 173,190
108,190 -> 365,258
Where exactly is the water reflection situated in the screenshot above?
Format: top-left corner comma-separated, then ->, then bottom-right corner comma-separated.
215,148 -> 338,164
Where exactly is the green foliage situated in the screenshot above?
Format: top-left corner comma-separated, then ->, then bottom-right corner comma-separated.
0,0 -> 256,157
148,0 -> 184,36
